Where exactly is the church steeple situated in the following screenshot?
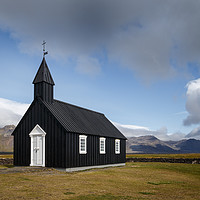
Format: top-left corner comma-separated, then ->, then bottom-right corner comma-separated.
33,57 -> 55,103
33,57 -> 55,85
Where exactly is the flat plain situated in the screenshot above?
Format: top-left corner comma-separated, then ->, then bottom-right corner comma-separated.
126,153 -> 200,159
0,160 -> 200,200
2,153 -> 200,159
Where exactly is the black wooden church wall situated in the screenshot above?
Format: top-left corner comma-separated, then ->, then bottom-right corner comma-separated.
65,134 -> 126,168
14,98 -> 66,167
14,98 -> 126,168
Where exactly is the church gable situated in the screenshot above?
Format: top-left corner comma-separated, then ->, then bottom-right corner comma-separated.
12,99 -> 37,136
12,97 -> 61,136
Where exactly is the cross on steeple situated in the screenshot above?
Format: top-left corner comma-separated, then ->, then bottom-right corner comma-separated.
42,40 -> 48,57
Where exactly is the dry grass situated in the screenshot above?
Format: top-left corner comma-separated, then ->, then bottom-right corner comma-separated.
0,154 -> 13,159
126,153 -> 200,159
0,162 -> 199,200
1,153 -> 200,159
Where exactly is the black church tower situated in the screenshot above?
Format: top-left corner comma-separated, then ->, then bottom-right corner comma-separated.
33,57 -> 55,103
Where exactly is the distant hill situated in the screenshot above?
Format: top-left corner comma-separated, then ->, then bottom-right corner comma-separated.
127,135 -> 200,154
1,125 -> 200,154
0,125 -> 15,152
175,139 -> 200,153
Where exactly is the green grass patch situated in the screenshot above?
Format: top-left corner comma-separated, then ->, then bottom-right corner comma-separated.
148,181 -> 172,185
3,164 -> 14,168
0,154 -> 13,158
141,162 -> 200,177
126,153 -> 200,159
139,192 -> 155,195
0,164 -> 13,168
0,162 -> 200,199
68,194 -> 135,200
18,177 -> 32,181
64,192 -> 75,195
0,165 -> 7,168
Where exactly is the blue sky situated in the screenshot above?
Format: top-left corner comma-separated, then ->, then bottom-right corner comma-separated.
1,0 -> 200,140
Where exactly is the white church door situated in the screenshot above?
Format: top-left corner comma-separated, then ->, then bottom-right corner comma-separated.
29,125 -> 46,167
32,135 -> 43,165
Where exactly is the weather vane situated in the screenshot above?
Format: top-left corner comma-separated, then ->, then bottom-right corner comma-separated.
42,40 -> 48,57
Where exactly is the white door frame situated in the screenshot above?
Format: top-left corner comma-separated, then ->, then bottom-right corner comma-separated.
29,124 -> 46,167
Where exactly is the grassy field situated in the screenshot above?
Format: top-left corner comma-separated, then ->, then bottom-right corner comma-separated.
126,153 -> 200,159
0,162 -> 199,200
0,154 -> 13,159
1,153 -> 200,159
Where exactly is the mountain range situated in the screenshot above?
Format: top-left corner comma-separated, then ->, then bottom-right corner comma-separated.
1,125 -> 200,154
0,125 -> 14,152
127,135 -> 200,154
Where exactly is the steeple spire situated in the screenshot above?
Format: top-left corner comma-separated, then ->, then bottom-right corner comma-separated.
33,57 -> 55,103
32,57 -> 55,85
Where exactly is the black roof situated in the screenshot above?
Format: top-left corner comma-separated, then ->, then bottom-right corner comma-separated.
42,98 -> 126,139
33,57 -> 55,85
14,57 -> 126,140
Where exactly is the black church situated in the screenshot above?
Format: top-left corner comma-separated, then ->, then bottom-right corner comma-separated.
12,57 -> 126,171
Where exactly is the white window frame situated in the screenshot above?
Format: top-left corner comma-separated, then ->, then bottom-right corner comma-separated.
100,137 -> 106,154
79,135 -> 87,154
115,139 -> 120,154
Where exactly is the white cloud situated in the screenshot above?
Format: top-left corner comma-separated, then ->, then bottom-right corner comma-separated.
113,121 -> 186,141
0,1 -> 200,80
183,78 -> 200,126
0,97 -> 192,141
0,98 -> 29,128
113,121 -> 149,131
185,126 -> 200,140
173,111 -> 187,116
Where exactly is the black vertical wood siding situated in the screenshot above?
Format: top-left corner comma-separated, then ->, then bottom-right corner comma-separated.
34,82 -> 53,103
13,99 -> 126,168
13,99 -> 66,167
65,133 -> 126,168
